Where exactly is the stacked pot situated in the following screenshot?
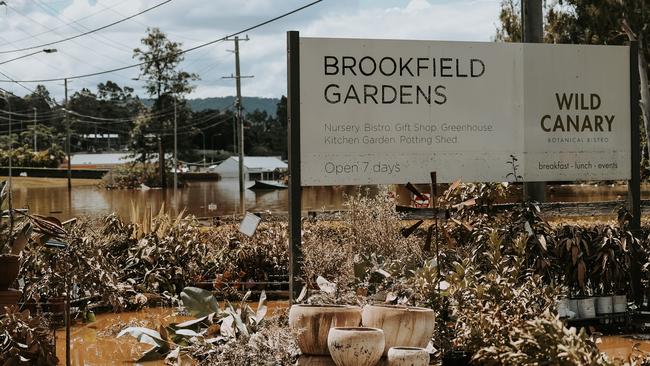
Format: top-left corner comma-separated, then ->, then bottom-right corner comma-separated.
290,304 -> 434,366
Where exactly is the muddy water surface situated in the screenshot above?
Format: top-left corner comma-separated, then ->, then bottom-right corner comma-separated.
55,301 -> 288,365
599,335 -> 650,361
9,177 -> 649,223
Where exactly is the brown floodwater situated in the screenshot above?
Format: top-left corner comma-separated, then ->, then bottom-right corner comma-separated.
599,335 -> 650,361
7,178 -> 650,222
55,301 -> 288,365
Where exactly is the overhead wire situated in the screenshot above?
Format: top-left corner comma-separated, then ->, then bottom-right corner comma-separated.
0,0 -> 173,54
0,0 -> 324,83
32,0 -> 136,54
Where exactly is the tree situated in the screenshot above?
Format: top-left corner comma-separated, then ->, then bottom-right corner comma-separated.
133,27 -> 198,187
497,0 -> 650,162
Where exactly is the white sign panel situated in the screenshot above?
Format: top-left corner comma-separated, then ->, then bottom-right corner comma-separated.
298,37 -> 630,185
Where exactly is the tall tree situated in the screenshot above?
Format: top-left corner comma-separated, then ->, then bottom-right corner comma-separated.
133,27 -> 198,186
497,0 -> 650,162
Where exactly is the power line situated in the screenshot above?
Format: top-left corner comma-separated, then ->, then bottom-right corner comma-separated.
0,0 -> 324,83
0,0 -> 173,55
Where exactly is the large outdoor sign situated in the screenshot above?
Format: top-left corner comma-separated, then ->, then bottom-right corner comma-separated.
298,38 -> 631,185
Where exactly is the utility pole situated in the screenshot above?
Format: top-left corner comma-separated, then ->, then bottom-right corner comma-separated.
223,35 -> 253,215
522,0 -> 545,202
64,78 -> 71,192
173,100 -> 178,195
33,107 -> 37,151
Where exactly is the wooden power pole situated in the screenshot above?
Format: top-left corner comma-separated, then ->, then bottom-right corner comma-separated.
223,36 -> 253,215
522,0 -> 546,202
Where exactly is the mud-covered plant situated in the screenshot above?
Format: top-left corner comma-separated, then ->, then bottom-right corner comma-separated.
118,287 -> 270,362
0,306 -> 59,366
473,312 -> 610,366
447,230 -> 561,357
590,226 -> 630,296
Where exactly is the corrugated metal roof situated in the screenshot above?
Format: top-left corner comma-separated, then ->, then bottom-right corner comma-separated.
70,153 -> 135,166
230,156 -> 287,171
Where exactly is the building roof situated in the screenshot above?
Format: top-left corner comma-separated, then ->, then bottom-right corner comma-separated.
70,153 -> 135,166
227,156 -> 287,172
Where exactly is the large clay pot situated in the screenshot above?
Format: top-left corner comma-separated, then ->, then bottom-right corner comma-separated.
289,304 -> 362,355
387,347 -> 429,366
327,327 -> 384,366
296,355 -> 337,366
0,254 -> 20,290
362,304 -> 435,356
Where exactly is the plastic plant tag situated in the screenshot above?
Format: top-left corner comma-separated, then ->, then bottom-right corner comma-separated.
239,212 -> 261,237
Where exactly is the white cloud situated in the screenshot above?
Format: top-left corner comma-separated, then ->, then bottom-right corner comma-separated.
0,0 -> 501,103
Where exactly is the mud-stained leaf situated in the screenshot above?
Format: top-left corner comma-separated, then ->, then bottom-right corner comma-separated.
316,276 -> 336,295
296,286 -> 308,303
180,287 -> 219,317
117,327 -> 166,348
577,260 -> 586,290
255,291 -> 267,324
571,246 -> 579,266
537,235 -> 547,251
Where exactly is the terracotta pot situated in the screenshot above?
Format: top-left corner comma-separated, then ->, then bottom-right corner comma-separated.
327,327 -> 384,366
289,304 -> 362,355
0,289 -> 22,314
296,355 -> 337,366
0,254 -> 20,290
387,347 -> 429,366
362,304 -> 435,356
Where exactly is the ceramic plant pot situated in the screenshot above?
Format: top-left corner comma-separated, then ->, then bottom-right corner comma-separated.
577,298 -> 596,318
289,304 -> 362,355
327,327 -> 384,366
0,254 -> 20,290
362,304 -> 435,356
613,295 -> 627,313
567,298 -> 579,318
595,296 -> 613,315
387,346 -> 430,366
296,355 -> 337,366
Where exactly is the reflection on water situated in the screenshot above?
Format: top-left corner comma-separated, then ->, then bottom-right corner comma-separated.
8,179 -> 650,222
10,179 -> 383,221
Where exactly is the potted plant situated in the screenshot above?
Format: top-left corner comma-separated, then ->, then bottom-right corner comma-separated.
590,226 -> 628,317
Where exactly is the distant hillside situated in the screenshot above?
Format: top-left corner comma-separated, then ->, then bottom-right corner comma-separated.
143,97 -> 280,115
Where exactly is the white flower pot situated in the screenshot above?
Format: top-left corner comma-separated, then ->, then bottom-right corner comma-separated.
387,347 -> 429,366
595,296 -> 613,315
577,298 -> 596,318
361,304 -> 435,356
556,298 -> 570,318
613,295 -> 627,313
568,298 -> 579,318
327,327 -> 384,366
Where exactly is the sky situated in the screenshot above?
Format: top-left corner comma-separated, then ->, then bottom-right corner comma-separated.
0,0 -> 503,103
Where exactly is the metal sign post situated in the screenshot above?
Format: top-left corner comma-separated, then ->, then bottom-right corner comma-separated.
628,40 -> 642,305
287,31 -> 302,303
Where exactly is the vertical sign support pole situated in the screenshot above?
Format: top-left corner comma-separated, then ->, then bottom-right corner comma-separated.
522,0 -> 546,202
628,41 -> 642,305
628,41 -> 641,231
287,31 -> 302,303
